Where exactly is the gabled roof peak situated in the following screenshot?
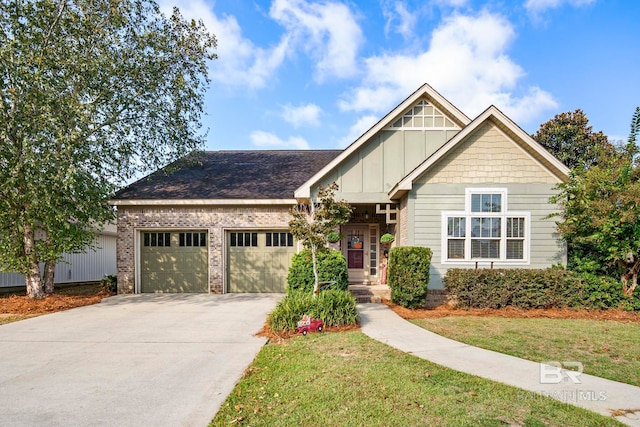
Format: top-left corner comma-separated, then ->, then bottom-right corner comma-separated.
388,104 -> 570,199
294,83 -> 472,199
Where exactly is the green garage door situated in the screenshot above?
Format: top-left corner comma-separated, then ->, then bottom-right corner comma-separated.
227,231 -> 296,293
140,231 -> 208,293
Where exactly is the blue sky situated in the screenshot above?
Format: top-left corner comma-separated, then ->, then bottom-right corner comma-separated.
159,0 -> 639,151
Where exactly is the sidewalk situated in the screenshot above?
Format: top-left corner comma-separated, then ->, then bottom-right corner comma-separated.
358,303 -> 640,427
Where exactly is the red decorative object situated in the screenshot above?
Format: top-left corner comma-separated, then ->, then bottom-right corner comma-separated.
297,314 -> 324,336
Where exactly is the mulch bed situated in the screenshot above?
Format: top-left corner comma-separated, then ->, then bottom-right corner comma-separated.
382,299 -> 640,323
256,299 -> 640,342
0,285 -> 113,316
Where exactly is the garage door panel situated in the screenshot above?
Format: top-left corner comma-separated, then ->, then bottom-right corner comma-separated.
228,251 -> 262,292
228,231 -> 296,293
270,252 -> 293,292
140,231 -> 208,293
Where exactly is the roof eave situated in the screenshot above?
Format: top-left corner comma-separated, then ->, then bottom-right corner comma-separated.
110,198 -> 298,206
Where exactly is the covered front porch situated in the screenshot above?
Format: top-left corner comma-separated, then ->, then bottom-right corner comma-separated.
331,203 -> 399,286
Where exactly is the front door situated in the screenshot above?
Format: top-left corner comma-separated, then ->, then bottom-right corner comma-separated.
344,226 -> 370,283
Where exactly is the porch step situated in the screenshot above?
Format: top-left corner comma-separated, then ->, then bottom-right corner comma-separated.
349,284 -> 390,304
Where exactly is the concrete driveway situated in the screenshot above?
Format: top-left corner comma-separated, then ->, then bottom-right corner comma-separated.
0,293 -> 281,427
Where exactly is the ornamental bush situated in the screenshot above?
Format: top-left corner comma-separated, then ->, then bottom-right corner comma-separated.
267,289 -> 358,332
387,246 -> 432,308
100,274 -> 117,294
444,268 -> 640,310
287,248 -> 348,293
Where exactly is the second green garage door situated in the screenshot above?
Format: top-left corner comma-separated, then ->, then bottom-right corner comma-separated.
227,231 -> 297,293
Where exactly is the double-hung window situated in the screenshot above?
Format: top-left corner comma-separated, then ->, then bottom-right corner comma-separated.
443,189 -> 529,263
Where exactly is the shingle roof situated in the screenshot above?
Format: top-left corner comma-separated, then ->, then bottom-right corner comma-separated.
112,150 -> 342,200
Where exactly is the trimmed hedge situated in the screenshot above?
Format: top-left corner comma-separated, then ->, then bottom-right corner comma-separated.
444,268 -> 640,310
267,289 -> 359,332
287,248 -> 349,293
387,246 -> 432,308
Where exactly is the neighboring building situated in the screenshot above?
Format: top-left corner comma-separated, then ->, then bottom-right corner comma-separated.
111,83 -> 569,294
0,224 -> 117,288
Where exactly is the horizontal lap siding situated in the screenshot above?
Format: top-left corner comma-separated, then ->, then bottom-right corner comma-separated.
508,192 -> 566,268
412,184 -> 566,289
413,189 -> 463,289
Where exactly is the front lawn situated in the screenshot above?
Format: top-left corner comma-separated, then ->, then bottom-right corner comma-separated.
210,331 -> 622,426
413,316 -> 640,387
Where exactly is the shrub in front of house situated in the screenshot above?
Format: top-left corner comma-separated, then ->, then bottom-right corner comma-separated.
313,289 -> 359,326
444,268 -> 576,309
578,272 -> 640,310
444,268 -> 640,310
267,289 -> 358,332
287,248 -> 349,293
100,274 -> 117,294
387,246 -> 432,308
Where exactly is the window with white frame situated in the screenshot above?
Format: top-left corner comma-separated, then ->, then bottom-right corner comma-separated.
442,189 -> 529,263
387,100 -> 460,130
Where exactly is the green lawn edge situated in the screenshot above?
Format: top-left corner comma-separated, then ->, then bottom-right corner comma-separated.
412,316 -> 640,387
210,331 -> 623,426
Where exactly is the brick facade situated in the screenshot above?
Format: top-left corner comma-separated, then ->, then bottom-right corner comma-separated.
116,204 -> 292,294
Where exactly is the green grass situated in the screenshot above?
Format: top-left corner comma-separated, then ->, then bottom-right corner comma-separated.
413,316 -> 640,387
210,331 -> 622,426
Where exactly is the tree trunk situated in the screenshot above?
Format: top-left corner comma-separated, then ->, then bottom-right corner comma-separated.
311,243 -> 319,297
23,223 -> 45,299
621,259 -> 640,297
43,260 -> 56,294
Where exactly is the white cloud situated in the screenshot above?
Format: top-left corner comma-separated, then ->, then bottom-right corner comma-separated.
432,0 -> 470,6
269,0 -> 363,81
159,0 -> 289,89
281,104 -> 322,128
382,1 -> 417,40
338,115 -> 380,148
338,10 -> 557,123
524,0 -> 596,14
250,130 -> 310,149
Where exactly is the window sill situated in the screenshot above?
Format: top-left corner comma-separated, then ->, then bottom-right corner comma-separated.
441,259 -> 530,266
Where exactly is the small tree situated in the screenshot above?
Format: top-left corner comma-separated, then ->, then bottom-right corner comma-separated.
289,182 -> 352,296
0,0 -> 216,298
532,109 -> 613,170
550,107 -> 640,297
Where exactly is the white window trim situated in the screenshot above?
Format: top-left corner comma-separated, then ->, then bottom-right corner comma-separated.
441,188 -> 531,266
386,100 -> 461,131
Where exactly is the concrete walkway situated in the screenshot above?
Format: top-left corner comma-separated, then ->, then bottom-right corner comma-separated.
358,303 -> 640,426
0,294 -> 281,427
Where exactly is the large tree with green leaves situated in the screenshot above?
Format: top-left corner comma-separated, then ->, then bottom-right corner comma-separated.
550,107 -> 640,297
0,0 -> 216,298
532,109 -> 612,170
289,183 -> 352,296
